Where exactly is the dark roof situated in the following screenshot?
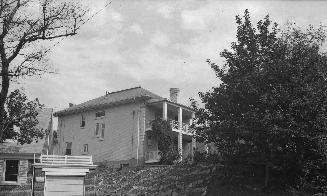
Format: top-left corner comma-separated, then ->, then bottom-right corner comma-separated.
54,87 -> 165,117
0,108 -> 53,154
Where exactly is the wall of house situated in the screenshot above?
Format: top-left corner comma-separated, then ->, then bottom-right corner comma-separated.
57,102 -> 144,164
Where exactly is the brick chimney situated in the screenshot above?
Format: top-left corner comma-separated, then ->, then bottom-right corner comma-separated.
169,88 -> 180,103
69,103 -> 74,108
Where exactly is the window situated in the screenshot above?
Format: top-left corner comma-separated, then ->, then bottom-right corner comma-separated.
95,123 -> 100,136
5,160 -> 19,182
100,123 -> 105,139
65,142 -> 72,155
95,123 -> 105,139
83,144 -> 88,153
95,110 -> 105,118
80,115 -> 86,128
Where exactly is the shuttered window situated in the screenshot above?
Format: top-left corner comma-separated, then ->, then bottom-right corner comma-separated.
101,123 -> 105,139
80,115 -> 85,128
95,123 -> 99,136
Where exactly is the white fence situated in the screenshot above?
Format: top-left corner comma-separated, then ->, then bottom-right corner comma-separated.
39,155 -> 93,166
145,150 -> 161,163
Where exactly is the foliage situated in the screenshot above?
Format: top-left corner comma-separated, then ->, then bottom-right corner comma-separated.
1,89 -> 44,144
192,9 -> 327,192
151,118 -> 180,164
0,0 -> 87,141
193,150 -> 221,165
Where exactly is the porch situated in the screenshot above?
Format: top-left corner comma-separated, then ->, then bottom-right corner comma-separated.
144,130 -> 194,163
145,100 -> 196,163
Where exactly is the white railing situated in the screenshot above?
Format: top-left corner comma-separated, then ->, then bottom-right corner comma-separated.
145,150 -> 161,162
39,155 -> 93,166
169,120 -> 189,132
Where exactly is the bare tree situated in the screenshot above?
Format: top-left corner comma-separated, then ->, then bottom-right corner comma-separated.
0,0 -> 87,139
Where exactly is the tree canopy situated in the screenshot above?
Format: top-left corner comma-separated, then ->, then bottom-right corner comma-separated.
1,89 -> 43,144
192,9 -> 327,191
0,0 -> 87,140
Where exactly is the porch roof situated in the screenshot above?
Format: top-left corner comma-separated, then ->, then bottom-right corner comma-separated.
147,99 -> 195,112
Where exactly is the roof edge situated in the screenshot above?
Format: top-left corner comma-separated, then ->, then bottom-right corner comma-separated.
54,95 -> 151,117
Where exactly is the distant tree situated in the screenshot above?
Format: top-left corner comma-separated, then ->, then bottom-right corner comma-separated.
0,0 -> 87,141
192,9 -> 327,191
1,89 -> 43,144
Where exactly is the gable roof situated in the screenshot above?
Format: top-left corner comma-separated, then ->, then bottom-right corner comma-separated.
0,108 -> 53,155
54,87 -> 165,117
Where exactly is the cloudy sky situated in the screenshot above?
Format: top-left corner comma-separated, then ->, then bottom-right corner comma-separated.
12,0 -> 327,112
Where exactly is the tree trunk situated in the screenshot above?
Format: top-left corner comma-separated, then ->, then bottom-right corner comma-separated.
0,41 -> 10,141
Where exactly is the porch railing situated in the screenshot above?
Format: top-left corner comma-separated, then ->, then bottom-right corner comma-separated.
146,119 -> 192,134
145,150 -> 161,162
169,120 -> 189,132
38,155 -> 93,165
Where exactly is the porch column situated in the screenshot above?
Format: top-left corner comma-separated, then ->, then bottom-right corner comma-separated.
178,107 -> 183,161
190,112 -> 196,159
138,106 -> 146,166
163,101 -> 167,120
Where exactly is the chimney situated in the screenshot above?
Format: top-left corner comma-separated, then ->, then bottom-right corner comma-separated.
169,88 -> 180,103
69,103 -> 74,108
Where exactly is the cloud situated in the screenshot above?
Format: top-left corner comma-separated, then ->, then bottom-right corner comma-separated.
150,31 -> 170,47
181,4 -> 218,31
129,24 -> 143,35
14,0 -> 327,112
157,4 -> 174,19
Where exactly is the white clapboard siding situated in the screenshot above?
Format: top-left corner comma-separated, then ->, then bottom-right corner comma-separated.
18,160 -> 28,184
0,160 -> 4,181
45,176 -> 84,196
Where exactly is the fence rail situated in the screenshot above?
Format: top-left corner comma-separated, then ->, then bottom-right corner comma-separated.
38,155 -> 93,165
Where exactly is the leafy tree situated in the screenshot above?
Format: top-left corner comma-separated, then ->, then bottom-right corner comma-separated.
192,9 -> 327,191
1,89 -> 43,144
0,0 -> 87,140
151,119 -> 180,164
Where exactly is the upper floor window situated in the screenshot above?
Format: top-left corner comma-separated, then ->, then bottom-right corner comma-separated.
95,110 -> 105,118
80,115 -> 86,128
95,123 -> 105,139
95,123 -> 100,136
101,123 -> 105,139
83,144 -> 88,153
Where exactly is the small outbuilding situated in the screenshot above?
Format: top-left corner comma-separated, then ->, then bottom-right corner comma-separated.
33,155 -> 96,196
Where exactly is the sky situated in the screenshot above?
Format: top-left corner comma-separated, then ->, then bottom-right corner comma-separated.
11,0 -> 327,113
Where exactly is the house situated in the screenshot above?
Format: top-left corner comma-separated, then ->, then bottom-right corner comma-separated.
53,87 -> 196,166
0,108 -> 53,185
